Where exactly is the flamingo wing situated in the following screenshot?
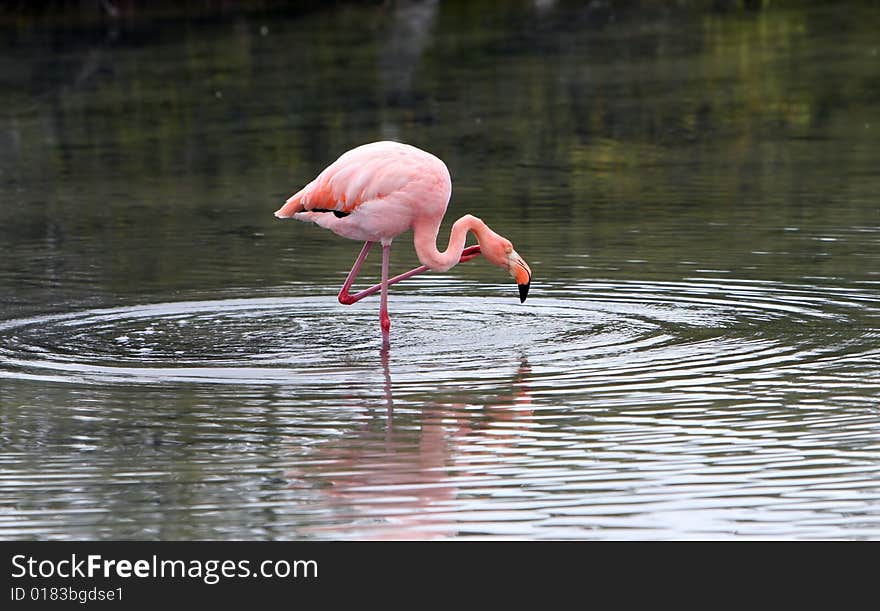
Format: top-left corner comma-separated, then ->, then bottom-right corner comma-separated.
275,142 -> 420,218
274,142 -> 451,244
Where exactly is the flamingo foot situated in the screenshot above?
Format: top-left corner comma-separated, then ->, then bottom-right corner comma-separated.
459,245 -> 481,263
380,316 -> 391,348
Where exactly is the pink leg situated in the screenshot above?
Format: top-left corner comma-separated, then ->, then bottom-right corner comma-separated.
338,244 -> 482,305
338,241 -> 374,305
380,243 -> 391,346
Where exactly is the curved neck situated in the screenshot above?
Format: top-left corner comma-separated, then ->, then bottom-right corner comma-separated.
413,214 -> 490,272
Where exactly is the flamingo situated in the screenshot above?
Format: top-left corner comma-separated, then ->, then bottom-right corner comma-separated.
274,141 -> 532,346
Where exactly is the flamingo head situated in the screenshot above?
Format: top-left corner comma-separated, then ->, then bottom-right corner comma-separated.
479,231 -> 532,303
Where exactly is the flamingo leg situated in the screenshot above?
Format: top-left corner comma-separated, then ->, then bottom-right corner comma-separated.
337,241 -> 374,305
337,245 -> 482,305
380,243 -> 391,346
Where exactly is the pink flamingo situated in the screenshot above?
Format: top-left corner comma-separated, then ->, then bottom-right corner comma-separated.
274,141 -> 532,345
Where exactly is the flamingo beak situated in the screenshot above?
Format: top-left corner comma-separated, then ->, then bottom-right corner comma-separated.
509,250 -> 532,303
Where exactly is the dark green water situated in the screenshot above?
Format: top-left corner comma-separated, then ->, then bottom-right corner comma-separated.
1,1 -> 878,539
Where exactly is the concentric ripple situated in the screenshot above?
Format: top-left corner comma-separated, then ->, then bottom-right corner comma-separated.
2,281 -> 879,540
0,279 -> 877,394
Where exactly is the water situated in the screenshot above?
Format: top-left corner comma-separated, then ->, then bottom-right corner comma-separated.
1,1 -> 879,539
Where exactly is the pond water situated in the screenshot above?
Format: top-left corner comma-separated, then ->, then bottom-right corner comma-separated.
1,1 -> 878,539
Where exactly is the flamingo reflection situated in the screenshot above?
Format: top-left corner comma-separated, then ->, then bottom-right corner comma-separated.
286,349 -> 533,539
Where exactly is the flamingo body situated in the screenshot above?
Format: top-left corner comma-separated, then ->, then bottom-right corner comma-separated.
275,141 -> 531,345
276,141 -> 450,245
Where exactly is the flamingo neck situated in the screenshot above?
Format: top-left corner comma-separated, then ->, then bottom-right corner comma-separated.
413,214 -> 491,272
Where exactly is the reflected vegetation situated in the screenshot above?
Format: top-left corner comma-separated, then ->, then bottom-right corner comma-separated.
1,1 -> 879,539
3,0 -> 878,304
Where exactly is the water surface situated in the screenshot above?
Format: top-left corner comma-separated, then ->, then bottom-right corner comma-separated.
1,1 -> 879,539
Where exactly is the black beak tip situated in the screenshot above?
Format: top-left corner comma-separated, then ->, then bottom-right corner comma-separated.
518,281 -> 530,303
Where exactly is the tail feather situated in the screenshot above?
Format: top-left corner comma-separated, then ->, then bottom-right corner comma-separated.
274,190 -> 306,218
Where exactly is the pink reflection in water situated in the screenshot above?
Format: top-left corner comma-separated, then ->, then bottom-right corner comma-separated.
287,351 -> 533,539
